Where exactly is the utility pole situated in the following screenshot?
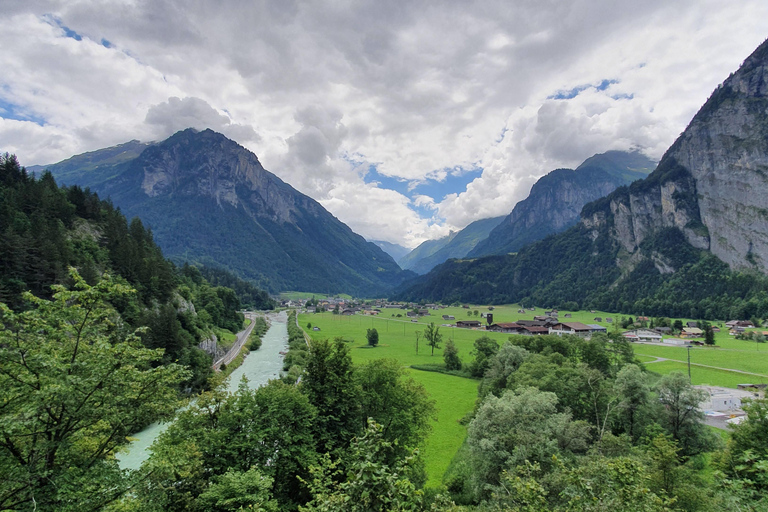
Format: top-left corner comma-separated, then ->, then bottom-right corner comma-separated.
686,344 -> 692,382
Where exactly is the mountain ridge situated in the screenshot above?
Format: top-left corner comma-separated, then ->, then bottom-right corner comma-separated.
469,150 -> 655,257
394,37 -> 768,318
44,129 -> 415,295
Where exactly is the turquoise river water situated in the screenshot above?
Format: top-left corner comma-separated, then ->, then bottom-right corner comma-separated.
116,311 -> 289,470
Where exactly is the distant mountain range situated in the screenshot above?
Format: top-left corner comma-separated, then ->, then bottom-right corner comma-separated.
370,240 -> 411,262
399,216 -> 505,274
398,150 -> 653,276
394,38 -> 768,319
469,150 -> 655,257
41,129 -> 415,295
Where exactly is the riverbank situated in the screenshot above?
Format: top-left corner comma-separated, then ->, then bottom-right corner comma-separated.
117,311 -> 289,470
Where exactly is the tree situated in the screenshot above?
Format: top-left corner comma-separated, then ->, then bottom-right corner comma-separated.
301,420 -> 424,512
720,397 -> 768,494
656,371 -> 717,456
614,364 -> 651,441
468,335 -> 499,378
366,328 -> 379,347
673,319 -> 684,331
478,342 -> 529,397
702,321 -> 715,345
355,359 -> 435,464
0,270 -> 189,511
466,387 -> 590,500
133,380 -> 318,510
424,322 -> 442,356
473,309 -> 479,317
443,339 -> 462,370
414,330 -> 421,354
302,338 -> 360,454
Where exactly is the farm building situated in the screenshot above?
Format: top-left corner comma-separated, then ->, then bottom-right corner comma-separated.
549,322 -> 592,338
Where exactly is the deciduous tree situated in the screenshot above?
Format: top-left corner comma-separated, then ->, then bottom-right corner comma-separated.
0,270 -> 188,511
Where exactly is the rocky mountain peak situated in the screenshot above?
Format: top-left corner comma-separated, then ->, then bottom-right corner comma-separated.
581,37 -> 768,273
134,128 -> 304,225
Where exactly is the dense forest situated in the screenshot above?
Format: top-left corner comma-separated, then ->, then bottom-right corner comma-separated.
0,153 -> 273,390
395,223 -> 768,321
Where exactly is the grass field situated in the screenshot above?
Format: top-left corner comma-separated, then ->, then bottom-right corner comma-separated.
298,304 -> 767,484
299,311 -> 484,487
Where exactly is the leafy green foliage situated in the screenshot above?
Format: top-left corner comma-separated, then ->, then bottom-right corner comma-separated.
443,338 -> 462,370
0,270 -> 189,511
366,327 -> 379,347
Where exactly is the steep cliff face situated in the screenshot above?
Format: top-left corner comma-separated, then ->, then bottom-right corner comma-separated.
582,38 -> 768,273
50,129 -> 414,295
470,151 -> 654,257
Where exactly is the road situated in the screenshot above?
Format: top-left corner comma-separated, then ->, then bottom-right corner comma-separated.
213,312 -> 259,370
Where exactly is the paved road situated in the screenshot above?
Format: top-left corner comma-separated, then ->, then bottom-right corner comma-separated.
213,312 -> 259,370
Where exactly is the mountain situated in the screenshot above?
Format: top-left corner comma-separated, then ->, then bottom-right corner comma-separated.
401,216 -> 505,275
398,231 -> 458,271
469,150 -> 654,257
28,139 -> 153,187
45,129 -> 414,296
0,153 -> 255,391
395,38 -> 768,319
370,240 -> 411,262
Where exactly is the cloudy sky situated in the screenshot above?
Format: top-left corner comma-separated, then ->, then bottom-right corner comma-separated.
1,1 -> 767,248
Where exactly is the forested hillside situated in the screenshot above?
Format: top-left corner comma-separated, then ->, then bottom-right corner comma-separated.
0,153 -> 260,390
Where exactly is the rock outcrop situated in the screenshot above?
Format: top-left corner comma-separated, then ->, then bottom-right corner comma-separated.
48,129 -> 415,295
470,150 -> 655,257
582,38 -> 768,273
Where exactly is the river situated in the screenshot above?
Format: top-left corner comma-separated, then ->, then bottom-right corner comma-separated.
116,311 -> 289,470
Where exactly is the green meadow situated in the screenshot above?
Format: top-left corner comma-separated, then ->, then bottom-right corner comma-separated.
297,303 -> 767,485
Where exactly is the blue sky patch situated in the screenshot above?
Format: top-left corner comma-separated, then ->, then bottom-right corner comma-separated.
549,78 -> 619,100
411,166 -> 481,202
364,164 -> 482,205
0,97 -> 45,126
44,15 -> 84,41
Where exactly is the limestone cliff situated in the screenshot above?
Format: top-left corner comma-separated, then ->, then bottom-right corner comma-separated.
49,129 -> 415,295
470,150 -> 654,257
581,38 -> 768,273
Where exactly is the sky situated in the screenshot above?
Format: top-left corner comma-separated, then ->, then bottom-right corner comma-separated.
1,1 -> 767,248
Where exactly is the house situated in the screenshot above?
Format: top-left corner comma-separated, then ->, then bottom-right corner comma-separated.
699,386 -> 755,412
606,317 -> 613,323
594,317 -> 602,322
686,321 -> 699,328
637,316 -> 650,322
341,309 -> 356,316
519,325 -> 549,336
712,327 -> 721,333
564,313 -> 572,318
487,322 -> 523,333
623,329 -> 662,342
681,327 -> 703,338
406,311 -> 419,317
442,314 -> 455,320
456,320 -> 482,328
654,327 -> 672,334
587,324 -> 607,334
518,309 -> 526,314
549,322 -> 592,338
312,326 -> 321,331
517,320 -> 546,327
418,309 -> 430,316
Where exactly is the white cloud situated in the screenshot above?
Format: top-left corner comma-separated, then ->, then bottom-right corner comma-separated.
1,0 -> 767,247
